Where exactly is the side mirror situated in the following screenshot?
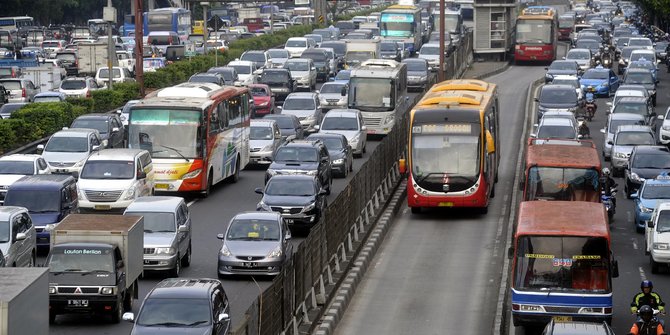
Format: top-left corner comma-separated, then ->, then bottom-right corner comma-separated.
341,87 -> 347,96
14,232 -> 26,241
607,140 -> 613,145
507,246 -> 514,259
534,98 -> 539,102
530,133 -> 537,138
92,145 -> 100,151
658,115 -> 665,120
254,187 -> 264,194
612,259 -> 619,278
647,220 -> 654,228
285,233 -> 292,240
314,125 -> 320,131
630,192 -> 639,199
116,260 -> 124,268
398,158 -> 406,174
217,313 -> 230,323
216,233 -> 225,240
361,125 -> 367,131
122,312 -> 135,322
37,144 -> 45,152
178,225 -> 189,232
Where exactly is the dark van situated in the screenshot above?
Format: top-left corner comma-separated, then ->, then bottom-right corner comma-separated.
3,174 -> 78,250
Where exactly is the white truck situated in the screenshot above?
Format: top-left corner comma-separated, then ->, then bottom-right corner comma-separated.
46,214 -> 143,324
237,8 -> 261,22
116,51 -> 135,75
344,38 -> 381,68
0,268 -> 49,335
77,43 -> 117,77
22,66 -> 63,92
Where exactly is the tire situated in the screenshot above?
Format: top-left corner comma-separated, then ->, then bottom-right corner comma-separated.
411,206 -> 421,214
169,254 -> 181,277
479,206 -> 489,215
29,251 -> 35,267
325,176 -> 332,195
123,288 -> 133,312
202,171 -> 213,198
232,158 -> 240,183
181,243 -> 192,267
490,184 -> 496,198
651,255 -> 660,274
110,298 -> 123,323
49,312 -> 56,324
362,144 -> 366,154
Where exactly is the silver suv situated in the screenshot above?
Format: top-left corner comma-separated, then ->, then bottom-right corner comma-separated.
124,196 -> 192,277
609,125 -> 656,176
0,206 -> 36,267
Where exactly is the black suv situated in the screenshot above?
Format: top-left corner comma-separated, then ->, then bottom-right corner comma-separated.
263,114 -> 304,141
258,69 -> 294,102
625,146 -> 670,198
301,48 -> 330,82
70,113 -> 126,148
55,51 -> 78,76
123,278 -> 230,334
255,175 -> 328,230
307,132 -> 353,178
265,139 -> 332,194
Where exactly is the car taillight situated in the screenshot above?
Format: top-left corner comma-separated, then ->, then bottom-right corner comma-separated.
168,36 -> 172,44
11,69 -> 16,78
21,88 -> 26,97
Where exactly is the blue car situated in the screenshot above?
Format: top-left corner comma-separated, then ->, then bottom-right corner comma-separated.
632,175 -> 670,233
33,91 -> 67,103
627,59 -> 657,83
579,66 -> 620,97
329,69 -> 350,83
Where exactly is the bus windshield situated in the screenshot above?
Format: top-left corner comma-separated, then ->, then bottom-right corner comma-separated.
525,167 -> 599,201
514,236 -> 611,292
381,13 -> 415,37
129,108 -> 202,159
348,77 -> 394,111
516,19 -> 552,44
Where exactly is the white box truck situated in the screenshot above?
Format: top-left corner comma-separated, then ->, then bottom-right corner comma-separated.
77,43 -> 117,77
344,38 -> 381,68
22,66 -> 63,92
46,214 -> 143,324
0,268 -> 49,335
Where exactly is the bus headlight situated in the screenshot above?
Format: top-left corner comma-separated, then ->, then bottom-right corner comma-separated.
182,169 -> 202,180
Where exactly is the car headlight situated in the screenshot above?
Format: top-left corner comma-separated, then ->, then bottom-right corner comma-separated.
639,205 -> 654,213
74,159 -> 86,167
78,188 -> 87,200
258,201 -> 272,211
306,170 -> 318,176
333,158 -> 344,164
182,168 -> 202,180
101,287 -> 115,295
267,169 -> 278,176
419,76 -> 427,81
662,125 -> 670,131
385,114 -> 395,124
122,187 -> 136,200
49,287 -> 56,294
602,82 -> 609,87
267,245 -> 282,258
155,247 -> 175,255
261,144 -> 273,152
614,152 -> 627,158
219,244 -> 231,257
654,243 -> 669,250
258,101 -> 269,107
630,172 -> 644,182
619,59 -> 625,64
303,201 -> 316,212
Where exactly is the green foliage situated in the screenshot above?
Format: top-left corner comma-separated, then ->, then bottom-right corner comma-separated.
66,97 -> 94,111
9,102 -> 74,141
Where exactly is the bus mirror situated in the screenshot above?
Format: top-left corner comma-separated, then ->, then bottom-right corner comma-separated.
507,247 -> 514,259
485,131 -> 495,154
398,158 -> 406,174
612,260 -> 619,278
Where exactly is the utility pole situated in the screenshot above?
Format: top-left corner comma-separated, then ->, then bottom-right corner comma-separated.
438,0 -> 446,81
134,0 -> 144,96
103,0 -> 117,89
201,2 -> 208,55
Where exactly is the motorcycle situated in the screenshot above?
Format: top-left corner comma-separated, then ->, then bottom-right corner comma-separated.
632,308 -> 666,327
601,187 -> 617,220
601,50 -> 613,68
584,90 -> 597,121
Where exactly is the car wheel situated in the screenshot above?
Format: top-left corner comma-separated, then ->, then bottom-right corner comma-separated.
49,312 -> 57,324
232,157 -> 240,183
169,254 -> 181,277
110,298 -> 123,323
182,242 -> 192,267
30,251 -> 36,267
326,176 -> 332,195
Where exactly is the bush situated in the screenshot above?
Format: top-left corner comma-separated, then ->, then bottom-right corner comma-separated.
0,120 -> 19,154
66,97 -> 95,112
10,102 -> 74,140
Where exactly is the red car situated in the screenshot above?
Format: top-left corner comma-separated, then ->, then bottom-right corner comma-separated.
249,84 -> 275,117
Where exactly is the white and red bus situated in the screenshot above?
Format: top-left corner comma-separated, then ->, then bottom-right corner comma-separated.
514,6 -> 558,63
401,79 -> 500,214
128,83 -> 250,196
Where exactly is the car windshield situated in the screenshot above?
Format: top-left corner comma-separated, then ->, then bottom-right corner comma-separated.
71,119 -> 109,134
250,87 -> 269,96
551,79 -> 578,87
567,51 -> 590,59
381,42 -> 397,51
283,98 -> 314,110
127,212 -> 176,232
320,83 -> 345,94
242,52 -> 266,62
226,219 -> 280,241
230,65 -> 251,75
48,246 -> 115,272
404,61 -> 426,72
321,43 -> 345,55
625,72 -> 654,85
285,62 -> 309,71
616,131 -> 655,145
582,70 -> 609,79
655,43 -> 669,51
81,160 -> 135,179
303,52 -> 327,62
250,126 -> 273,140
540,88 -> 577,104
98,68 -> 121,78
549,62 -> 576,70
0,161 -> 34,175
61,80 -> 86,90
265,179 -> 314,196
575,40 -> 600,49
260,72 -> 288,82
56,53 -> 76,61
629,62 -> 655,71
321,116 -> 358,130
316,137 -> 344,151
265,117 -> 293,128
190,75 -> 219,84
4,190 -> 61,212
267,50 -> 289,58
630,39 -> 652,47
275,147 -> 317,162
286,40 -> 306,47
0,104 -> 26,115
656,211 -> 670,233
633,153 -> 670,169
609,119 -> 644,133
537,125 -> 575,139
631,53 -> 655,62
45,136 -> 88,152
136,298 -> 212,327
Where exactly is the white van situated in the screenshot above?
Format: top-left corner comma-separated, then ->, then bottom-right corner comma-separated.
77,148 -> 154,212
284,37 -> 315,58
645,201 -> 670,273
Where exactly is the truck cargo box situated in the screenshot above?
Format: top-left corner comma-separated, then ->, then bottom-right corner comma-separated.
0,268 -> 49,335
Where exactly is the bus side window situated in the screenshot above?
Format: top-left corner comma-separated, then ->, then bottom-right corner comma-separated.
218,102 -> 229,130
209,105 -> 220,134
228,96 -> 242,127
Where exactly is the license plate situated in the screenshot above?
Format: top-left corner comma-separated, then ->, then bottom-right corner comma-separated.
438,202 -> 454,207
144,260 -> 151,264
155,183 -> 169,190
243,262 -> 257,267
94,205 -> 111,210
553,316 -> 572,322
68,299 -> 88,307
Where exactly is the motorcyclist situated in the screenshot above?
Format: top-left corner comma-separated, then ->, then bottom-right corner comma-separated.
578,120 -> 591,139
632,280 -> 666,314
600,168 -> 618,209
628,305 -> 667,335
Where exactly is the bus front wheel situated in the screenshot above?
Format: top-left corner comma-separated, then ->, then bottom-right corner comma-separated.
411,207 -> 421,214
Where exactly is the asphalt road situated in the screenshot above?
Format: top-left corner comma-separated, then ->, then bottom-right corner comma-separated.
46,82 -> 422,334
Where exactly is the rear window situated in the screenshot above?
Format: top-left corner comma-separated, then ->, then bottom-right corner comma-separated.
149,35 -> 171,45
56,53 -> 76,61
42,41 -> 59,48
61,80 -> 86,90
336,21 -> 356,30
0,81 -> 21,90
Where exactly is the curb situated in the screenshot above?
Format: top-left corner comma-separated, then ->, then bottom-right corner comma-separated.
313,180 -> 407,335
471,61 -> 512,80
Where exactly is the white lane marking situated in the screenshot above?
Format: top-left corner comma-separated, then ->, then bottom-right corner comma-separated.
187,199 -> 198,207
632,239 -> 638,250
639,267 -> 647,281
627,211 -> 633,223
402,208 -> 408,215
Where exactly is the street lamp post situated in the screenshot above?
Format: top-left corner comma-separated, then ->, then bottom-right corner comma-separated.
103,0 -> 117,89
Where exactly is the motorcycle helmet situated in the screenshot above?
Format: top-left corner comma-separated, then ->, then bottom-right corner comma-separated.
641,280 -> 653,290
602,168 -> 610,176
639,305 -> 653,322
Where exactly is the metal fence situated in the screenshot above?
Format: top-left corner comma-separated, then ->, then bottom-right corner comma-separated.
445,30 -> 475,80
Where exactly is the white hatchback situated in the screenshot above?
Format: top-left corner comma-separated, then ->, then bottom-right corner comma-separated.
316,109 -> 367,157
